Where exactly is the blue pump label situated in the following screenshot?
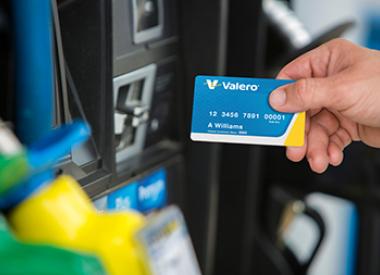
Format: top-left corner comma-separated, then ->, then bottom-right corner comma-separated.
107,182 -> 139,210
103,168 -> 167,213
138,169 -> 167,213
191,76 -> 305,146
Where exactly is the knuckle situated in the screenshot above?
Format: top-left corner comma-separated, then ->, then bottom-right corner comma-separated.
328,38 -> 348,47
327,38 -> 355,52
327,77 -> 346,108
294,79 -> 310,107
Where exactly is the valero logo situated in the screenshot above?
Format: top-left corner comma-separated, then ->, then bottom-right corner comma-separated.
206,79 -> 219,90
205,79 -> 259,92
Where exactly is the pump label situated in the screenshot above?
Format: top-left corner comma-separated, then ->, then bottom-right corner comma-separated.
102,168 -> 167,213
136,206 -> 201,275
191,76 -> 305,146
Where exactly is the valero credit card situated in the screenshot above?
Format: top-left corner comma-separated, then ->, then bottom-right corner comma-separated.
190,75 -> 305,146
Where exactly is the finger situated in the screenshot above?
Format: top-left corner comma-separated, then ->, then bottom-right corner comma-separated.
313,109 -> 342,166
328,138 -> 344,166
306,118 -> 330,173
314,109 -> 340,136
270,40 -> 360,113
277,45 -> 331,79
269,77 -> 341,113
335,127 -> 352,148
286,143 -> 307,162
333,111 -> 361,141
328,128 -> 352,166
277,38 -> 358,80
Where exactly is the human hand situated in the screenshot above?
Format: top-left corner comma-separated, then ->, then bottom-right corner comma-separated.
269,39 -> 380,173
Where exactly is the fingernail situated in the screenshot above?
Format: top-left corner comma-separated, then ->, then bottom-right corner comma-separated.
270,89 -> 286,107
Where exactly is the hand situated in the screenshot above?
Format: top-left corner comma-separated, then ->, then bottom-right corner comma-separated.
269,39 -> 380,173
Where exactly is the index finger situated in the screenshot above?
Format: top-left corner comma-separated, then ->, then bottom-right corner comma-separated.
277,39 -> 357,80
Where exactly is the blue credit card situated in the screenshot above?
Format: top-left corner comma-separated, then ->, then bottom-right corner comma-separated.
191,75 -> 305,146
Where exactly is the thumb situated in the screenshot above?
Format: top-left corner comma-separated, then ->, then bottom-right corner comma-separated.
269,78 -> 339,113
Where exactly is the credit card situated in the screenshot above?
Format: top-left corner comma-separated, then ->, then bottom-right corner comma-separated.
191,75 -> 305,146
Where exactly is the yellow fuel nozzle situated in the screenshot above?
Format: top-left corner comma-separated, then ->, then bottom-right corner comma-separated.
9,175 -> 149,275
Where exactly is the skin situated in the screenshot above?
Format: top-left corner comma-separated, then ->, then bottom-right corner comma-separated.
269,38 -> 380,174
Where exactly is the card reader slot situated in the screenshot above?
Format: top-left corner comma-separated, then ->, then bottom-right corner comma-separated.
113,64 -> 157,162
